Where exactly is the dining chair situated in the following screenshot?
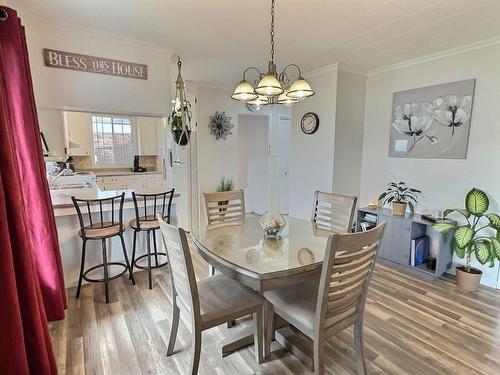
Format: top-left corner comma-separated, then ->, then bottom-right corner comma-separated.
158,214 -> 264,374
203,189 -> 245,278
72,193 -> 135,303
129,189 -> 175,289
203,190 -> 245,225
264,222 -> 386,375
311,190 -> 357,233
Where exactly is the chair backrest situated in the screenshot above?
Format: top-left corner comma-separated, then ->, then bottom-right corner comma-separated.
315,222 -> 386,333
71,193 -> 125,236
132,188 -> 175,229
311,191 -> 357,233
158,215 -> 200,318
203,190 -> 245,225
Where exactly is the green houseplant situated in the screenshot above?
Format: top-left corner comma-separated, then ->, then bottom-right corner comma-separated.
378,181 -> 421,216
169,101 -> 192,146
433,188 -> 500,291
216,177 -> 233,213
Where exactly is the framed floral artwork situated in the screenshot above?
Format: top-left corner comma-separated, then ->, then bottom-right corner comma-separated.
389,79 -> 476,159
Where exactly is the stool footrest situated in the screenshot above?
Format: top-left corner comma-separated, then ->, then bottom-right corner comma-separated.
83,262 -> 129,283
133,252 -> 168,270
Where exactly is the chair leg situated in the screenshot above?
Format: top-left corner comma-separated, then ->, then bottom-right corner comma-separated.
152,229 -> 159,267
354,319 -> 367,375
264,302 -> 274,359
147,230 -> 153,289
189,327 -> 202,375
167,294 -> 180,356
102,238 -> 109,304
129,230 -> 137,279
119,234 -> 135,285
253,307 -> 264,364
76,239 -> 87,299
313,335 -> 325,375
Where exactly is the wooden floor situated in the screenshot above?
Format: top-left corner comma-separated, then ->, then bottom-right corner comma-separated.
50,240 -> 500,375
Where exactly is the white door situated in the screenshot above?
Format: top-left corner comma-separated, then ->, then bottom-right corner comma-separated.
278,116 -> 291,214
165,94 -> 196,229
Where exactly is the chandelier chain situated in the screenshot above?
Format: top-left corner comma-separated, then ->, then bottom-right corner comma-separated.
270,0 -> 275,62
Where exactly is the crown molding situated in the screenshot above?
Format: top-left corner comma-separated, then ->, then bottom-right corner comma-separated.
20,13 -> 174,55
306,63 -> 339,78
368,35 -> 500,76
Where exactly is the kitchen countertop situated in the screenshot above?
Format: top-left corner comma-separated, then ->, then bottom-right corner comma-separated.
79,169 -> 163,177
50,186 -> 179,209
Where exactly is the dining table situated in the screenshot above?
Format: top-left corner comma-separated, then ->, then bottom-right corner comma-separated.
191,213 -> 332,362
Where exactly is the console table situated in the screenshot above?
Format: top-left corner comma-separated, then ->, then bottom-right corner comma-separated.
357,207 -> 454,280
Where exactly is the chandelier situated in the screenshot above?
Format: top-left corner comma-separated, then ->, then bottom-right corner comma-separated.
231,0 -> 314,109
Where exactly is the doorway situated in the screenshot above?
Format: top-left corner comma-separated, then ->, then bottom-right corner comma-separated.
237,114 -> 269,214
278,116 -> 291,214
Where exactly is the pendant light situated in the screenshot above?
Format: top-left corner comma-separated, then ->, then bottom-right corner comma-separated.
231,0 -> 314,108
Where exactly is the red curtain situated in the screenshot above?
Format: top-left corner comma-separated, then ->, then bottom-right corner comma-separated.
0,6 -> 66,374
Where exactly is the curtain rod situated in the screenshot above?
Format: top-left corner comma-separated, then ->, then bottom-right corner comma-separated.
0,8 -> 8,22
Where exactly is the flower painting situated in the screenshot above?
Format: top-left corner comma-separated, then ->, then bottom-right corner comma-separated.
389,79 -> 475,159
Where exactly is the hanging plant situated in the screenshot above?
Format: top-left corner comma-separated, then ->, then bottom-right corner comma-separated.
209,111 -> 234,140
169,57 -> 191,146
169,101 -> 191,146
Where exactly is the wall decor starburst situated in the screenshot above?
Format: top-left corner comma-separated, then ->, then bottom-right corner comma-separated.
208,111 -> 234,140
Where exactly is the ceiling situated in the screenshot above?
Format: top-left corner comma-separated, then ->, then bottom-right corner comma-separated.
8,0 -> 500,86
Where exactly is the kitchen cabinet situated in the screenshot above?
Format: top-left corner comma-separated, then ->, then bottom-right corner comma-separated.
136,117 -> 159,155
38,108 -> 65,160
63,111 -> 92,156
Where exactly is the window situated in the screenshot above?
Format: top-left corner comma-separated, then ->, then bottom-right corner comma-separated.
91,115 -> 134,165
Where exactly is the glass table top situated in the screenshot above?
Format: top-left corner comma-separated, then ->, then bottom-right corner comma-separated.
191,214 -> 331,276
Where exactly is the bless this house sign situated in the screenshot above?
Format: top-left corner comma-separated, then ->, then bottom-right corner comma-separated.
43,49 -> 147,80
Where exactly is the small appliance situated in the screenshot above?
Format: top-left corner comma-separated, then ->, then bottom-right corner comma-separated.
131,155 -> 147,172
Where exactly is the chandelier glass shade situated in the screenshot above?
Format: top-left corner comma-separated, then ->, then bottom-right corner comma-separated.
231,0 -> 313,108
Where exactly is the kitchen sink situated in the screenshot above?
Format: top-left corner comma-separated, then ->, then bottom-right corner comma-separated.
50,182 -> 93,190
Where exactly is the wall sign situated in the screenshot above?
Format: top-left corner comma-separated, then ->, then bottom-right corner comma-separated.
43,48 -> 148,80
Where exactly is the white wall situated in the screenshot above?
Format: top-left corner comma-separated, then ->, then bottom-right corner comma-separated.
22,18 -> 172,115
290,67 -> 338,219
360,43 -> 500,287
18,17 -> 172,158
333,70 -> 366,199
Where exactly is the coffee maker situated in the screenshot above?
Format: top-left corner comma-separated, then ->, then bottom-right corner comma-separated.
131,155 -> 147,172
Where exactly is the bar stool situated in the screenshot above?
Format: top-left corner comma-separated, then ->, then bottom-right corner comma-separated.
129,188 -> 175,289
72,193 -> 135,303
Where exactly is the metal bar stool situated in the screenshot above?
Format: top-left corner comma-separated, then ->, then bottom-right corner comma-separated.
129,188 -> 175,289
72,192 -> 135,303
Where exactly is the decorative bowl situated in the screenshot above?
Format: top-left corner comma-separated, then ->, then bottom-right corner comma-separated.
259,211 -> 286,238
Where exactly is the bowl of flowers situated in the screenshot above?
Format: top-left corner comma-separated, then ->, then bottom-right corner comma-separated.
259,211 -> 286,238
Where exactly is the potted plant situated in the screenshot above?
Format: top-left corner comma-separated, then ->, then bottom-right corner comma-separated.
169,101 -> 191,146
216,177 -> 233,213
433,188 -> 500,291
378,181 -> 421,216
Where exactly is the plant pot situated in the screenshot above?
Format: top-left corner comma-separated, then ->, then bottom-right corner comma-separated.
455,266 -> 482,291
392,201 -> 407,216
172,129 -> 191,146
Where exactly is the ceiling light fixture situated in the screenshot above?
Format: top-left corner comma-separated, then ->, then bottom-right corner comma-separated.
231,0 -> 314,109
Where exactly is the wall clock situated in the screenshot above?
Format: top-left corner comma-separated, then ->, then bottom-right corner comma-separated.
301,112 -> 319,134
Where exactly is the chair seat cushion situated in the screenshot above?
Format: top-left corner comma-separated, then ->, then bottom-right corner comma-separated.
198,274 -> 263,327
264,278 -> 356,333
80,222 -> 122,239
129,215 -> 168,230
